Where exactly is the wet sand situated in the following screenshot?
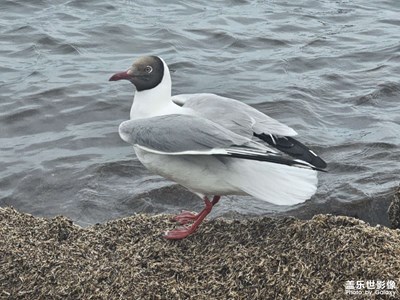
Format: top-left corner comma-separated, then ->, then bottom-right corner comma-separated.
1,207 -> 399,299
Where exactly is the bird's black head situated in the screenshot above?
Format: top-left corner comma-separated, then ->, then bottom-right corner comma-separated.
109,56 -> 164,91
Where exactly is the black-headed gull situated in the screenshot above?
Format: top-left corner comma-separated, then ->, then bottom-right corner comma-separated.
109,56 -> 327,239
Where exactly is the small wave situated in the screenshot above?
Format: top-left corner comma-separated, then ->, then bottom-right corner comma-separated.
32,87 -> 67,99
185,28 -> 237,48
255,37 -> 289,47
303,37 -> 335,48
355,82 -> 400,106
37,36 -> 61,46
9,45 -> 38,58
378,19 -> 400,26
328,162 -> 370,173
2,108 -> 40,124
35,34 -> 82,55
0,66 -> 17,73
54,44 -> 81,55
53,12 -> 82,21
5,25 -> 36,34
67,0 -> 116,11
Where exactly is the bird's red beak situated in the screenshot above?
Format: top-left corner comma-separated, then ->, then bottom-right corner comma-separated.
109,70 -> 131,81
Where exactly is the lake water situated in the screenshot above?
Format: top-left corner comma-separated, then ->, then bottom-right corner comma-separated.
1,0 -> 399,226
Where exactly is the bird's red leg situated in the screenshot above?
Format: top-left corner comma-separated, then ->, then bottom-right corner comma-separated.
211,195 -> 220,205
164,196 -> 221,240
171,195 -> 220,225
170,210 -> 198,225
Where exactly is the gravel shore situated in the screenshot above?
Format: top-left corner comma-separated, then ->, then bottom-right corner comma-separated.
1,207 -> 399,299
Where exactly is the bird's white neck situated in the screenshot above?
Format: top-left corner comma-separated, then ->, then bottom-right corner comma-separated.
130,60 -> 178,120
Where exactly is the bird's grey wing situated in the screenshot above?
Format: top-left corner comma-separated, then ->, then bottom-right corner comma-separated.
118,114 -> 261,154
172,93 -> 297,138
119,114 -> 319,170
172,93 -> 327,169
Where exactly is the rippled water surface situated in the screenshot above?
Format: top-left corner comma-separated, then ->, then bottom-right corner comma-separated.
1,0 -> 399,226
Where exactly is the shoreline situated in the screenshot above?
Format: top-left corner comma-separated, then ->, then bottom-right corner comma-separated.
1,207 -> 399,299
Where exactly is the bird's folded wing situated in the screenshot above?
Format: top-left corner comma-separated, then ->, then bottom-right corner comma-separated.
118,114 -> 263,154
119,114 -> 321,170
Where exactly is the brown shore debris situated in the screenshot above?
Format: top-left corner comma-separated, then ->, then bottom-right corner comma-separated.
1,206 -> 400,299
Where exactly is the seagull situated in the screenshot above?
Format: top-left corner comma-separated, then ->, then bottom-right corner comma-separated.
109,56 -> 327,240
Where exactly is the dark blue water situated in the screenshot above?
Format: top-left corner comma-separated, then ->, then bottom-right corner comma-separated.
1,0 -> 399,226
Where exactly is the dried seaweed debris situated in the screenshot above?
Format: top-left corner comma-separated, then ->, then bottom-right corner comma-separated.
1,207 -> 400,299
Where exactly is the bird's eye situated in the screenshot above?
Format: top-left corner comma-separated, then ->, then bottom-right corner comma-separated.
145,66 -> 153,73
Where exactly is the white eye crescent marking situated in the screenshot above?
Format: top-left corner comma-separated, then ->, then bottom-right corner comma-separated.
145,66 -> 153,73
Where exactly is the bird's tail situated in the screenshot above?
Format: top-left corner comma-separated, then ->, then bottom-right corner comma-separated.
226,159 -> 318,206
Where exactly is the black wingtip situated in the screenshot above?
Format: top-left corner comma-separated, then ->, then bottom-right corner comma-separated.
218,149 -> 325,172
255,133 -> 327,170
309,155 -> 327,169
